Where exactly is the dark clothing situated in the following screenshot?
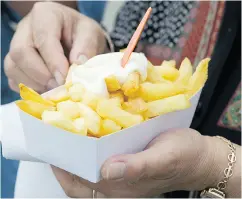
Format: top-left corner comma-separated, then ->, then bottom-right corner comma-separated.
192,1 -> 241,145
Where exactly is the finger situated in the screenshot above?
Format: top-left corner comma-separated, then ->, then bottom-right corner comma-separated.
4,54 -> 45,92
9,15 -> 57,90
8,79 -> 19,93
9,48 -> 58,90
31,2 -> 69,85
69,17 -> 106,64
101,134 -> 180,182
51,166 -> 93,198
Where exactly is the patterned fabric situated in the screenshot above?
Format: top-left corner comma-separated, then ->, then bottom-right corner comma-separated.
111,1 -> 225,68
218,82 -> 241,131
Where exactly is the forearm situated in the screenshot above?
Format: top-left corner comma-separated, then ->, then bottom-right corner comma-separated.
7,1 -> 78,17
204,136 -> 241,198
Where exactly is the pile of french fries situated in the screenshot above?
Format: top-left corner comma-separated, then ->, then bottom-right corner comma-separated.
16,57 -> 210,138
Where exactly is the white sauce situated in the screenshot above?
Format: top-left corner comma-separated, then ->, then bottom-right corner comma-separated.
71,52 -> 147,97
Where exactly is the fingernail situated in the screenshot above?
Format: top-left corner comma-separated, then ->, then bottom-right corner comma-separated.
47,78 -> 58,89
77,54 -> 88,64
54,71 -> 65,85
103,162 -> 126,180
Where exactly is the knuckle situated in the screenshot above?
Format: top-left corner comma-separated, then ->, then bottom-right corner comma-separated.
153,148 -> 180,181
32,2 -> 48,12
33,31 -> 47,50
4,55 -> 15,77
9,47 -> 24,63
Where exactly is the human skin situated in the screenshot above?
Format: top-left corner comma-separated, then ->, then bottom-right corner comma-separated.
4,2 -> 107,93
52,128 -> 241,198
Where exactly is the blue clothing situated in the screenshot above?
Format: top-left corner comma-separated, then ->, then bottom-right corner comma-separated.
1,1 -> 106,197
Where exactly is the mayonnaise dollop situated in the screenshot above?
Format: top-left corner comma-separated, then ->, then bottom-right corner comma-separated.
71,52 -> 148,97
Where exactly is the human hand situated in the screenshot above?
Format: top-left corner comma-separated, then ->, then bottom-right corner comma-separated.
53,128 -> 226,197
4,2 -> 107,93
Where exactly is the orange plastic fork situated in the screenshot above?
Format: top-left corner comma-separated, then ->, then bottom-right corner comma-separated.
121,7 -> 152,67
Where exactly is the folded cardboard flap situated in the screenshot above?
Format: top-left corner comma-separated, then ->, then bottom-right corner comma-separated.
19,86 -> 201,183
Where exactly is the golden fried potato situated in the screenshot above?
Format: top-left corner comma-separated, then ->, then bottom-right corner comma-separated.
69,83 -> 85,102
64,81 -> 73,90
105,75 -> 121,92
97,99 -> 143,128
147,65 -> 170,83
16,100 -> 55,119
139,82 -> 187,101
120,48 -> 126,52
65,63 -> 78,84
144,94 -> 191,118
77,103 -> 101,136
156,65 -> 179,81
99,119 -> 122,137
187,58 -> 210,98
161,60 -> 176,68
121,72 -> 140,97
42,110 -> 77,133
123,98 -> 147,114
48,87 -> 70,103
82,91 -> 101,110
57,100 -> 80,119
176,57 -> 193,85
73,118 -> 87,136
19,83 -> 55,106
107,98 -> 122,108
109,90 -> 124,104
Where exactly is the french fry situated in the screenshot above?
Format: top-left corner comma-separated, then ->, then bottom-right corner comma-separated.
176,57 -> 193,85
73,118 -> 87,136
106,98 -> 122,108
109,90 -> 124,104
161,60 -> 176,68
16,100 -> 55,119
120,48 -> 126,52
121,72 -> 140,97
42,110 -> 77,133
139,82 -> 187,101
48,87 -> 70,103
187,58 -> 210,98
144,94 -> 191,118
65,64 -> 78,84
64,81 -> 73,90
77,103 -> 101,136
82,91 -> 101,110
156,65 -> 179,81
99,119 -> 122,137
147,65 -> 170,83
123,98 -> 147,114
97,99 -> 143,128
69,83 -> 85,102
57,100 -> 80,119
19,83 -> 55,106
105,75 -> 121,92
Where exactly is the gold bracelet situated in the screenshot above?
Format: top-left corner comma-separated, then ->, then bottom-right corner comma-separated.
200,136 -> 236,198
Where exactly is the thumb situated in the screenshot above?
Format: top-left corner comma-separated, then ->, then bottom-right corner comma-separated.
69,18 -> 107,65
101,146 -> 165,182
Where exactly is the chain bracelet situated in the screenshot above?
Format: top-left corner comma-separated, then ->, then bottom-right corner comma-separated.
216,136 -> 236,191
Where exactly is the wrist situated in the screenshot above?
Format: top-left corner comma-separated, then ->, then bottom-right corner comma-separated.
201,136 -> 241,198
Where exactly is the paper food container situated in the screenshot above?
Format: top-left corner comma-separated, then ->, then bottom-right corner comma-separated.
18,86 -> 202,183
